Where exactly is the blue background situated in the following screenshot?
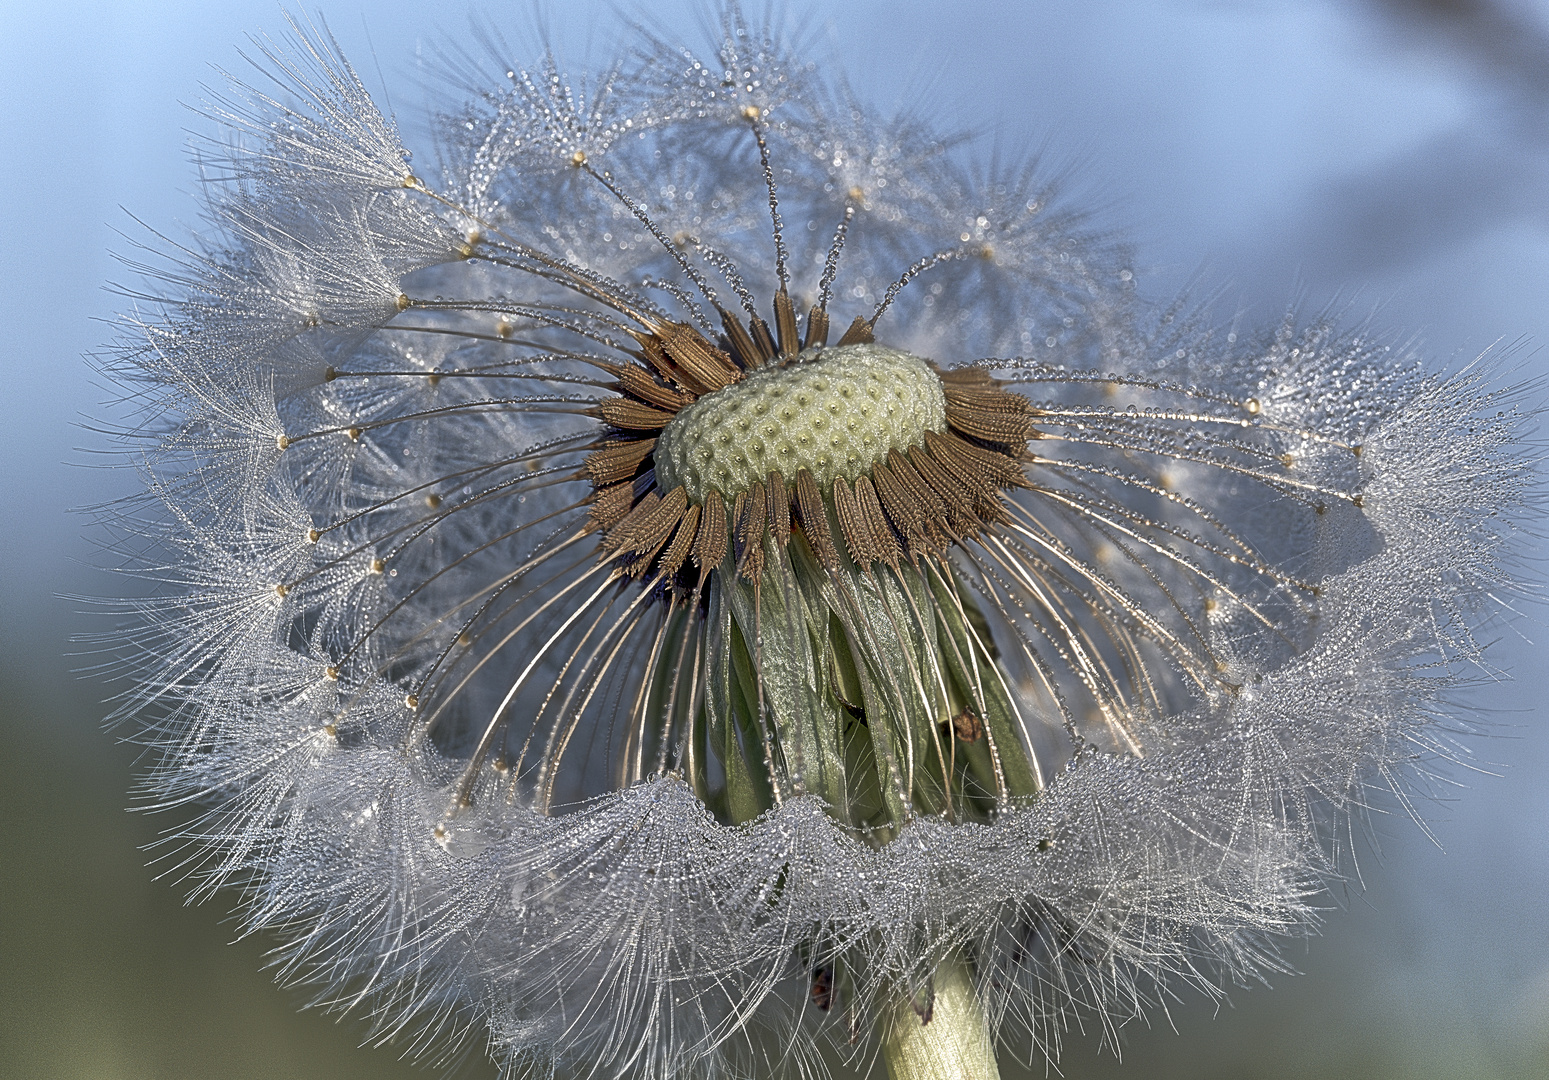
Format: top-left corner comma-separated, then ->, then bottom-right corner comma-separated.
2,1 -> 1545,1077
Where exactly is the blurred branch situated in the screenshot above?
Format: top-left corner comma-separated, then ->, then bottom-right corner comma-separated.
1366,0 -> 1549,105
1253,0 -> 1549,278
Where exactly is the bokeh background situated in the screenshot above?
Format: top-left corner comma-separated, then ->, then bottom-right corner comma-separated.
2,1 -> 1546,1077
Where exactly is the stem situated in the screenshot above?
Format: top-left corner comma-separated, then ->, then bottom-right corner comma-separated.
881,956 -> 1000,1080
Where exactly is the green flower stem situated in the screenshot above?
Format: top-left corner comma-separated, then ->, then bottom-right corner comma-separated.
881,957 -> 1000,1080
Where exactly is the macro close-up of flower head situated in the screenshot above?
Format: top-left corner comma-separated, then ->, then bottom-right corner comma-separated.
93,4 -> 1536,1079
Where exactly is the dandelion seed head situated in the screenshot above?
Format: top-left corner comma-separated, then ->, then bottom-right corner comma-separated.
96,5 -> 1536,1079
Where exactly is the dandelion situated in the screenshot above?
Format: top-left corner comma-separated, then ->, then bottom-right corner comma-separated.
101,6 -> 1533,1079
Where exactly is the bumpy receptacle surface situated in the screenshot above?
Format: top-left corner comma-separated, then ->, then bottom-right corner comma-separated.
655,344 -> 947,502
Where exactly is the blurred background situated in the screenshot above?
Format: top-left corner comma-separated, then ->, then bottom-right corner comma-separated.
2,1 -> 1546,1077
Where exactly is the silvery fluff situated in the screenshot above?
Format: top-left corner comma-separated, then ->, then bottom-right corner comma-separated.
99,5 -> 1534,1078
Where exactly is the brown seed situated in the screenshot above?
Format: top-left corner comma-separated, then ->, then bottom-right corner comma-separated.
618,365 -> 693,412
765,471 -> 791,549
870,458 -> 930,554
587,482 -> 636,533
718,309 -> 763,370
584,438 -> 657,485
631,332 -> 686,389
908,445 -> 981,533
692,490 -> 728,587
923,433 -> 1020,522
810,964 -> 836,1011
939,430 -> 1029,489
596,399 -> 676,431
610,487 -> 688,567
943,383 -> 1027,411
802,306 -> 829,351
659,503 -> 701,578
943,389 -> 1033,444
923,431 -> 999,503
656,321 -> 741,394
748,316 -> 779,365
773,289 -> 799,358
936,366 -> 995,388
832,477 -> 874,570
735,481 -> 768,582
834,315 -> 874,346
605,491 -> 661,554
794,469 -> 840,570
853,475 -> 901,570
951,709 -> 984,743
886,449 -> 948,527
